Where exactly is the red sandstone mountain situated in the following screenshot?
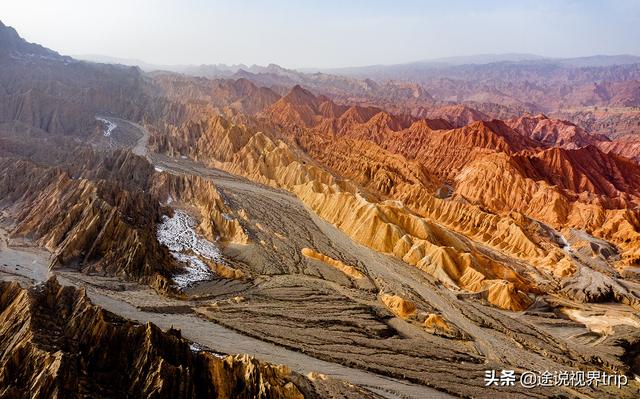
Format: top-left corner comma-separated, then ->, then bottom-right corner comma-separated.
413,104 -> 490,127
264,84 -> 330,126
262,85 -> 415,136
514,145 -> 640,198
507,113 -> 610,149
153,74 -> 280,115
262,84 -> 640,202
2,20 -> 640,399
599,134 -> 640,164
552,107 -> 640,139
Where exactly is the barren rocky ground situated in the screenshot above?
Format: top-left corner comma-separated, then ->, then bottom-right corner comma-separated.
4,119 -> 638,398
2,20 -> 640,398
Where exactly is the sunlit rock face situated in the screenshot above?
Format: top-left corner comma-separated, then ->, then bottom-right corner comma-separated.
0,278 -> 325,399
2,18 -> 640,399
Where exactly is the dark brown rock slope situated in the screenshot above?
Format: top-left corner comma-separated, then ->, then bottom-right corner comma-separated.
0,154 -> 178,293
0,278 -> 374,399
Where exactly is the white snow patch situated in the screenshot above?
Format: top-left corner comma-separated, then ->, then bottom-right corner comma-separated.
157,210 -> 222,288
188,343 -> 226,358
221,213 -> 233,221
170,253 -> 212,288
557,233 -> 572,252
96,117 -> 117,137
189,342 -> 204,352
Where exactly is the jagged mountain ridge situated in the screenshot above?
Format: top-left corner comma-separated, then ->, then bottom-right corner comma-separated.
2,20 -> 640,398
0,278 -> 371,398
0,20 -> 63,60
152,107 -> 640,308
2,16 -> 638,303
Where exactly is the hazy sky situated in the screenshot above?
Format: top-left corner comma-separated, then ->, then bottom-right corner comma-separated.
2,0 -> 639,68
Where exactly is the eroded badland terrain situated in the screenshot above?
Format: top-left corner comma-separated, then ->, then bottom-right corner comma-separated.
1,21 -> 640,398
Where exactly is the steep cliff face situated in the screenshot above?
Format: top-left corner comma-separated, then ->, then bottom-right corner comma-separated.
0,20 -> 61,59
263,85 -> 328,128
0,56 -> 152,137
372,120 -> 540,182
151,172 -> 248,244
600,134 -> 640,164
0,21 -> 190,141
454,147 -> 640,215
0,156 -> 178,292
516,145 -> 640,198
0,279 -> 347,399
0,142 -> 257,293
452,147 -> 640,265
150,115 -> 255,163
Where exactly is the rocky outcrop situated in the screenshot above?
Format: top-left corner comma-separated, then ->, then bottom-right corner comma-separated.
415,104 -> 490,127
153,74 -> 280,115
151,172 -> 248,244
152,115 -> 541,310
0,278 -> 361,399
153,105 -> 640,309
453,148 -> 640,265
262,85 -> 328,128
0,155 -> 178,293
600,134 -> 640,164
1,137 -> 254,292
380,293 -> 417,318
301,248 -> 365,279
507,113 -> 609,149
0,20 -> 63,59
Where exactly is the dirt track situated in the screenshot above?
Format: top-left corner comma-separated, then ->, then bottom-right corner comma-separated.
2,118 -> 638,398
0,233 -> 449,399
147,154 -> 618,398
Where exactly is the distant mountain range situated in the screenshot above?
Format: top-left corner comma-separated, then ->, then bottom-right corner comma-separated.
3,19 -> 640,399
311,54 -> 640,74
76,52 -> 640,75
75,52 -> 640,111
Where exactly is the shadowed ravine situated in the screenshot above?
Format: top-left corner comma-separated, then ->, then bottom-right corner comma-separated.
2,19 -> 640,398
